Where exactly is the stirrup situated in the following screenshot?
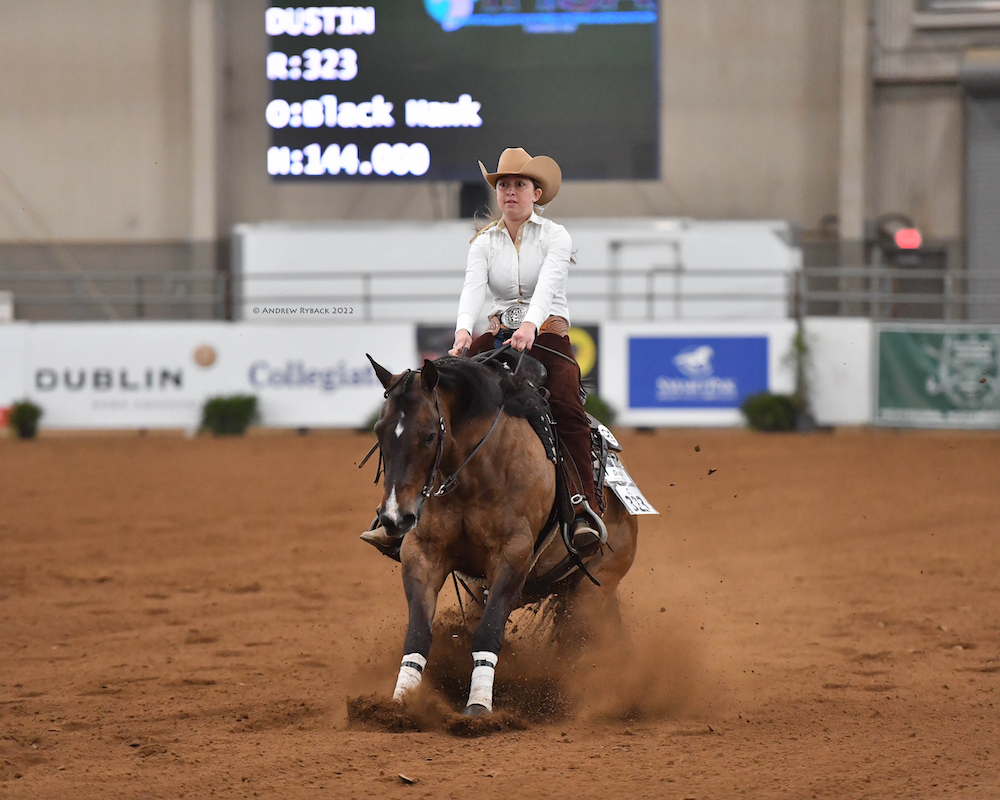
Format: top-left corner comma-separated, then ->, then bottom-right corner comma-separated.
570,498 -> 607,554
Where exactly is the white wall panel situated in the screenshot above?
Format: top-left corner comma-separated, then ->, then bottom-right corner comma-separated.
0,323 -> 29,406
234,218 -> 802,325
803,317 -> 873,425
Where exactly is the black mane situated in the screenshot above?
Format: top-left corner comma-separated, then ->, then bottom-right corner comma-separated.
431,354 -> 548,427
430,357 -> 503,426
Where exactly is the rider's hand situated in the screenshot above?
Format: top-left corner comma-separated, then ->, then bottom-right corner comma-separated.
449,329 -> 473,357
509,322 -> 536,352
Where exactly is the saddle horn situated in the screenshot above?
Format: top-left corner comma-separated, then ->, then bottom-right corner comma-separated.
366,354 -> 393,390
420,359 -> 439,392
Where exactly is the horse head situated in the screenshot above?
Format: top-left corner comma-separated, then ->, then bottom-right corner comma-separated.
367,355 -> 444,538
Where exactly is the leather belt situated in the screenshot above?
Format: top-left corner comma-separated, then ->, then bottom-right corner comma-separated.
487,313 -> 569,337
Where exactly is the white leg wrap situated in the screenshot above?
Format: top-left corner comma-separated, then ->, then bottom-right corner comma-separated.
392,652 -> 427,702
466,651 -> 499,711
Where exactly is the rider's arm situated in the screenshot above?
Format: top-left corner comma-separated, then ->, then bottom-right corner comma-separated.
455,234 -> 490,336
523,222 -> 571,332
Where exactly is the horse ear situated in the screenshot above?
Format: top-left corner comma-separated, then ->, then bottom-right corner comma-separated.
366,354 -> 393,390
420,359 -> 438,392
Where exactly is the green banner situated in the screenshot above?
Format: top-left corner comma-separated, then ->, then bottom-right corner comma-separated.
877,325 -> 1000,427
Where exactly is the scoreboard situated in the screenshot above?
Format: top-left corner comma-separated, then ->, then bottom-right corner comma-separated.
265,2 -> 659,182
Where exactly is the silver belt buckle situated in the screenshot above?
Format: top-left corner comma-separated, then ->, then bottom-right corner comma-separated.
500,304 -> 527,329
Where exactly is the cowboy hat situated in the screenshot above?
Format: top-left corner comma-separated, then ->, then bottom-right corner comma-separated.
479,147 -> 562,205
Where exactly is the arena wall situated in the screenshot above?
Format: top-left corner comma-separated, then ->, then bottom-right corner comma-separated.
0,322 -> 416,430
0,0 -> 844,247
3,0 -> 991,278
0,318 -> 875,430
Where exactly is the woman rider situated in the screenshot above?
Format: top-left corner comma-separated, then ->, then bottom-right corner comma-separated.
362,147 -> 605,556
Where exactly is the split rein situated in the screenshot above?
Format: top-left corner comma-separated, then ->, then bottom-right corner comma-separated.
358,347 -> 527,500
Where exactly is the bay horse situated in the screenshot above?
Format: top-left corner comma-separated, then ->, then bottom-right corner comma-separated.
365,352 -> 638,717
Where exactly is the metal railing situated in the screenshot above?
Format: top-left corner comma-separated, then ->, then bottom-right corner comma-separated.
236,266 -> 796,322
2,264 -> 998,322
0,270 -> 228,321
798,265 -> 1000,321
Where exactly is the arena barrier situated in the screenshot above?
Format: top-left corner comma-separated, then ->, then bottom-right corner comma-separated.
11,317 -> 979,431
874,322 -> 1000,428
0,322 -> 416,430
599,318 -> 874,428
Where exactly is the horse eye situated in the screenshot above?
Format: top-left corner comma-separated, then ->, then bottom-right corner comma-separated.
425,433 -> 436,446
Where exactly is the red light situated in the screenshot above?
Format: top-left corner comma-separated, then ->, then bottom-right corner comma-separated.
894,227 -> 922,249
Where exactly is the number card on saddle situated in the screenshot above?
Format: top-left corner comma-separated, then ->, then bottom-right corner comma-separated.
588,416 -> 658,517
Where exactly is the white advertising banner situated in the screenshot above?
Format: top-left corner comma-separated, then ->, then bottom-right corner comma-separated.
14,322 -> 416,429
601,320 -> 797,427
212,324 -> 415,428
25,323 -> 229,429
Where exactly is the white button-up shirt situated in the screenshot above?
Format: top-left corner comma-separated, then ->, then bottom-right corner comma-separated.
455,212 -> 572,334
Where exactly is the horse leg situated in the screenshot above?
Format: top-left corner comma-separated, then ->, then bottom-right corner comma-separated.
392,549 -> 447,703
463,541 -> 532,716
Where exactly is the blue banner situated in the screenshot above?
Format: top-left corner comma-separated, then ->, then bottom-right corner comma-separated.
629,337 -> 769,409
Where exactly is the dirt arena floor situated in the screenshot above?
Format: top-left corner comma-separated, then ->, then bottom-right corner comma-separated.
2,426 -> 1000,799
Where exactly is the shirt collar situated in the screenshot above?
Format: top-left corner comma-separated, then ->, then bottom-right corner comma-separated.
493,212 -> 541,230
488,212 -> 541,238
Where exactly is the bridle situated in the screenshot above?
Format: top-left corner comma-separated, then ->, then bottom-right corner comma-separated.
359,351 -> 523,505
358,369 -> 450,500
422,389 -> 448,498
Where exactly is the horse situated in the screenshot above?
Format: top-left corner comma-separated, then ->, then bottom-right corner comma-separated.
365,352 -> 638,716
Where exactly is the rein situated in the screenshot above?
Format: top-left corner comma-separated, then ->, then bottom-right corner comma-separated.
528,340 -> 579,366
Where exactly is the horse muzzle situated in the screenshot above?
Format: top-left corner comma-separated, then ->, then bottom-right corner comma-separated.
378,486 -> 423,538
379,510 -> 417,538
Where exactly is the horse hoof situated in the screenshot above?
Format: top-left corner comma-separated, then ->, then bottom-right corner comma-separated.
463,703 -> 490,718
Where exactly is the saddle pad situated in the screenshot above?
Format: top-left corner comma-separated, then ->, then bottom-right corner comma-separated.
604,453 -> 659,515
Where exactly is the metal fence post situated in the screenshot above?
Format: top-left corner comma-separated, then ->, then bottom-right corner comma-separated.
609,241 -> 621,320
133,276 -> 144,319
176,279 -> 188,320
74,279 -> 84,320
362,273 -> 372,321
646,269 -> 655,319
943,271 -> 953,321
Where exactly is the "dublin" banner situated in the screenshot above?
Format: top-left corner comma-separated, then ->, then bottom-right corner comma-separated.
876,324 -> 1000,428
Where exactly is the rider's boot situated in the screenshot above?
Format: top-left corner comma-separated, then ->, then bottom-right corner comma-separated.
359,517 -> 403,562
570,497 -> 607,556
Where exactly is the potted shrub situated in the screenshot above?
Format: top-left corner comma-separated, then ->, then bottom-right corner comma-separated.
741,325 -> 819,433
200,395 -> 258,436
9,400 -> 43,439
740,392 -> 802,432
583,392 -> 617,428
